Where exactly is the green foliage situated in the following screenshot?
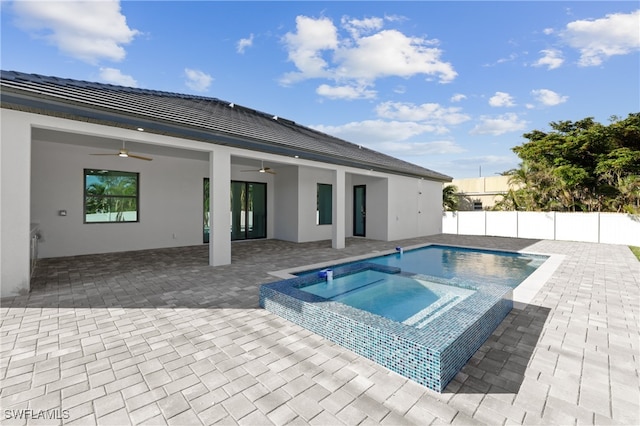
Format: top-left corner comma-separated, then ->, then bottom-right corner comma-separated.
442,185 -> 459,211
496,113 -> 640,213
630,246 -> 640,261
85,172 -> 138,221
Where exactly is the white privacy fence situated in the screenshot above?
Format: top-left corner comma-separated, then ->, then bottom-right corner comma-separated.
442,211 -> 640,246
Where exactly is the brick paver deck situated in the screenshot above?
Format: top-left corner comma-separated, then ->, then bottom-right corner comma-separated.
1,235 -> 638,425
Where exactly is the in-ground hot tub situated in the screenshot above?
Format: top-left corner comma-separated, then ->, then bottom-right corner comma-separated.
259,262 -> 513,392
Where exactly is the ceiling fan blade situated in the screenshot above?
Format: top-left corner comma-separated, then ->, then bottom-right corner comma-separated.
240,169 -> 259,172
128,154 -> 153,161
264,168 -> 277,174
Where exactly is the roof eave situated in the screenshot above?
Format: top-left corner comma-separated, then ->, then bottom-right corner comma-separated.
1,87 -> 453,182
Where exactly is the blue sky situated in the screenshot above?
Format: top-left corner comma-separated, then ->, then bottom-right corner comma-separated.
2,1 -> 638,178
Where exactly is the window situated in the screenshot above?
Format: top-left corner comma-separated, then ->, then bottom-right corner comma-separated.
84,169 -> 139,223
317,183 -> 332,225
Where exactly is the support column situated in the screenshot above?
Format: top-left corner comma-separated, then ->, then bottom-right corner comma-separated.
0,110 -> 31,297
209,148 -> 231,266
332,168 -> 345,249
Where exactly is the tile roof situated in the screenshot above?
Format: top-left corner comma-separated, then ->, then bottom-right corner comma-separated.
0,70 -> 451,181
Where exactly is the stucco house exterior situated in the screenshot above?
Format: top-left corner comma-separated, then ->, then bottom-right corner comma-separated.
1,70 -> 452,298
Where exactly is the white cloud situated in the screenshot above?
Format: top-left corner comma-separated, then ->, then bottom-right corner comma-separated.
470,113 -> 528,136
393,85 -> 406,94
280,16 -> 338,84
333,29 -> 457,83
280,15 -> 457,93
311,120 -> 465,159
531,89 -> 568,106
311,120 -> 439,145
533,49 -> 564,70
99,67 -> 137,87
316,84 -> 376,100
375,102 -> 470,126
184,68 -> 213,92
496,53 -> 518,64
13,0 -> 139,64
375,140 -> 466,156
341,16 -> 384,39
455,155 -> 519,167
543,28 -> 555,35
561,10 -> 640,66
488,92 -> 516,107
237,33 -> 254,54
450,93 -> 467,102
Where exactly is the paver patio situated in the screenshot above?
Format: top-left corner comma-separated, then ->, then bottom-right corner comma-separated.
1,234 -> 638,425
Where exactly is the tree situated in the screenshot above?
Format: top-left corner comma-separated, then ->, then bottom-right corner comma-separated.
503,113 -> 640,213
442,185 -> 459,211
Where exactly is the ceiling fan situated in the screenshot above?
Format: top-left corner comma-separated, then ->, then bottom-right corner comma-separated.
90,141 -> 153,161
241,160 -> 276,174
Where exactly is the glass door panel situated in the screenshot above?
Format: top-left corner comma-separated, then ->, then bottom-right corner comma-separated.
247,183 -> 267,239
203,178 -> 210,243
231,181 -> 267,241
231,181 -> 246,240
354,185 -> 366,237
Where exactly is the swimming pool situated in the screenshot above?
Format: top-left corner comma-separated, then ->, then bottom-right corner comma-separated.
260,244 -> 548,392
298,244 -> 547,288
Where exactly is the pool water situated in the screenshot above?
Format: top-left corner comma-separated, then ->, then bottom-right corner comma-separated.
300,269 -> 476,325
300,270 -> 439,322
301,245 -> 547,289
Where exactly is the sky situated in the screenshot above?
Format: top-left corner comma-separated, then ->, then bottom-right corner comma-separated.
1,1 -> 638,179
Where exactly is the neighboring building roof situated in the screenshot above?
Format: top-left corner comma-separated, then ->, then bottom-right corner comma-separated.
0,70 -> 451,182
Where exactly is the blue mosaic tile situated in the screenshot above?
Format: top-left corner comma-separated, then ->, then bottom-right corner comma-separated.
260,263 -> 513,392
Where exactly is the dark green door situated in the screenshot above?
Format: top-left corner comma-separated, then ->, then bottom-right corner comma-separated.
353,185 -> 366,237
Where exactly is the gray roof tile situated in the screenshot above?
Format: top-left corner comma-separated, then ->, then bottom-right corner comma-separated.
0,70 -> 451,181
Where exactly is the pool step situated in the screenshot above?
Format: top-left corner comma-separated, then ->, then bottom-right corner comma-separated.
404,295 -> 460,328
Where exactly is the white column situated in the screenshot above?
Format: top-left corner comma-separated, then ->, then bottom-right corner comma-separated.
209,148 -> 231,266
1,110 -> 31,297
332,168 -> 345,249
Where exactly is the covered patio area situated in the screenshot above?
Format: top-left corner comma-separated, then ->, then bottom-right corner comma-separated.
1,235 -> 638,425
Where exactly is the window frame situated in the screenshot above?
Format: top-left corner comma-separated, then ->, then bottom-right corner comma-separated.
317,183 -> 333,225
83,169 -> 140,224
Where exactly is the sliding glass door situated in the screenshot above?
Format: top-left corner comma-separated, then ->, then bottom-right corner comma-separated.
231,181 -> 267,240
203,179 -> 267,243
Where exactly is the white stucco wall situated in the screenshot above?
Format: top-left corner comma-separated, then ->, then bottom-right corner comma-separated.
1,109 -> 31,297
350,175 -> 388,241
273,165 -> 299,242
387,176 -> 442,241
297,167 -> 334,243
31,140 -> 210,258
